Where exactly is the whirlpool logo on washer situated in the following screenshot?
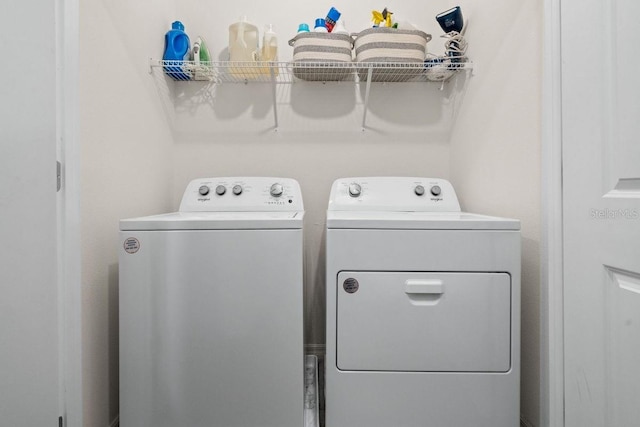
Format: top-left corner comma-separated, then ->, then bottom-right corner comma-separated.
123,237 -> 140,254
343,278 -> 359,294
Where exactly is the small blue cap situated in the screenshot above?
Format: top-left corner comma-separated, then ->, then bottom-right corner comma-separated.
314,18 -> 326,29
327,7 -> 341,22
171,21 -> 184,31
298,23 -> 310,32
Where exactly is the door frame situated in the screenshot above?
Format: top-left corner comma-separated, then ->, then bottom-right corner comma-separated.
57,0 -> 82,425
541,0 -> 564,426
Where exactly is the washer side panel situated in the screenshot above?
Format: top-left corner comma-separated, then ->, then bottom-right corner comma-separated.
119,229 -> 304,427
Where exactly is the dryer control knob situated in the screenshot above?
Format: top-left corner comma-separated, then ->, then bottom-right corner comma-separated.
430,185 -> 442,196
414,185 -> 425,196
270,183 -> 284,197
232,185 -> 243,195
349,183 -> 362,198
215,185 -> 226,196
198,185 -> 210,196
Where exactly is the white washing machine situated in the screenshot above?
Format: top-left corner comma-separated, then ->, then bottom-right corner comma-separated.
119,177 -> 304,427
325,177 -> 521,427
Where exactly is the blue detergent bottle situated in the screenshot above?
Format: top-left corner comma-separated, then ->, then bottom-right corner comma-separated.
163,21 -> 191,80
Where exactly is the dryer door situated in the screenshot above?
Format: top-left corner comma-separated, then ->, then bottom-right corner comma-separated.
336,271 -> 511,372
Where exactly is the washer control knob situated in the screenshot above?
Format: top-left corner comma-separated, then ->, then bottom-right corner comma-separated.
215,185 -> 226,196
349,183 -> 362,198
414,185 -> 425,196
270,183 -> 284,197
430,185 -> 442,196
232,185 -> 243,196
198,185 -> 210,196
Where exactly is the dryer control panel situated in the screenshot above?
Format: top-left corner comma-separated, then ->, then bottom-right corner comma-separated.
328,177 -> 461,212
179,177 -> 304,212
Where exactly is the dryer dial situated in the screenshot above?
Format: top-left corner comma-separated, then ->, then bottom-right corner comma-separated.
215,185 -> 226,196
198,185 -> 210,196
232,185 -> 243,195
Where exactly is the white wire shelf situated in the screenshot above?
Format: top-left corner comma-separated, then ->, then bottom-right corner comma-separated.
149,58 -> 472,130
149,59 -> 472,84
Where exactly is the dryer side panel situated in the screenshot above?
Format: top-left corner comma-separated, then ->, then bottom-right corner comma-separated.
325,229 -> 521,427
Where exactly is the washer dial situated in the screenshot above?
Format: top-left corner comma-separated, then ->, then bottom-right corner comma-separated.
270,183 -> 284,197
232,185 -> 243,196
349,183 -> 362,198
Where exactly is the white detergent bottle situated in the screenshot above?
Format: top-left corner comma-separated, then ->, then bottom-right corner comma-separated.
261,24 -> 279,76
262,24 -> 278,62
228,16 -> 259,62
332,19 -> 349,35
313,18 -> 329,33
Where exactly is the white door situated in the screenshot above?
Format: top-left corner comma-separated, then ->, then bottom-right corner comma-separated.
562,0 -> 640,425
0,0 -> 60,425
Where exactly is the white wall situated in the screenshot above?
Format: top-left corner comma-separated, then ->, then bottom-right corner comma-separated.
449,1 -> 542,426
80,0 -> 541,426
80,1 -> 176,425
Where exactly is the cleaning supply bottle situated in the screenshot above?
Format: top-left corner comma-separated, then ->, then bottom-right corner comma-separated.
191,36 -> 213,81
262,24 -> 278,62
314,19 -> 328,33
325,7 -> 341,32
332,19 -> 349,35
261,24 -> 279,76
228,16 -> 259,62
297,23 -> 310,34
163,21 -> 191,80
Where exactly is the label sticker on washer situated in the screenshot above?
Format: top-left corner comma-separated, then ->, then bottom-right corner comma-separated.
343,278 -> 359,294
123,237 -> 140,254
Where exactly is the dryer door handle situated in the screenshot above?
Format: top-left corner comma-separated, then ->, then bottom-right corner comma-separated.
404,280 -> 444,295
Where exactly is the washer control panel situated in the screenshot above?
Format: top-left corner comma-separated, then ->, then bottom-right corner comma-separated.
179,177 -> 304,212
328,177 -> 461,212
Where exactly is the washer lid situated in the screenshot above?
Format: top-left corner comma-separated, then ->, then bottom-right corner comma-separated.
120,211 -> 304,231
326,211 -> 520,230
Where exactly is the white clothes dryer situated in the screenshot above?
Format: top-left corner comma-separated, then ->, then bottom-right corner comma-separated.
119,177 -> 304,427
325,177 -> 520,427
